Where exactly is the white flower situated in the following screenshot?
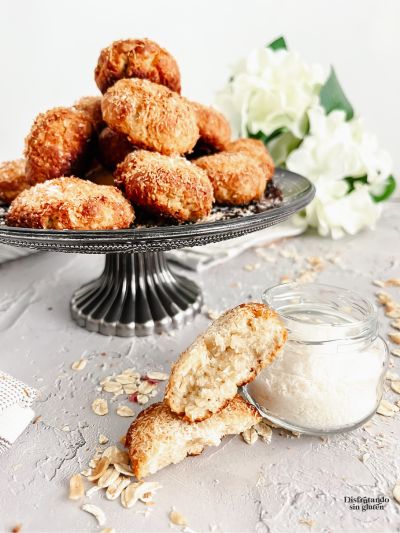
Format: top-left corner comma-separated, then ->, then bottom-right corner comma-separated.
216,48 -> 327,139
293,182 -> 382,239
288,105 -> 393,238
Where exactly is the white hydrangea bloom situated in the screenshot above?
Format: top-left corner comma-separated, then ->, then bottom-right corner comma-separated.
216,48 -> 328,139
287,105 -> 393,238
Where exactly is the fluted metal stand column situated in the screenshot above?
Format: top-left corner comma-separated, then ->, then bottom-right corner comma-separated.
70,252 -> 202,337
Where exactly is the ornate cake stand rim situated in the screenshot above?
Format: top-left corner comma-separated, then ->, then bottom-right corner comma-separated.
0,170 -> 315,252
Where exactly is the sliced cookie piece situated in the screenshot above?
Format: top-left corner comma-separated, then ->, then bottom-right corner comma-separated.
126,395 -> 261,479
165,303 -> 287,422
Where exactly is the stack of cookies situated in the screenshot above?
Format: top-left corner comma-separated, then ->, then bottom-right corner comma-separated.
1,38 -> 275,231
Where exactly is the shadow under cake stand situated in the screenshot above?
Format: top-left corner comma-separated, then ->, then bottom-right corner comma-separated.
0,169 -> 314,337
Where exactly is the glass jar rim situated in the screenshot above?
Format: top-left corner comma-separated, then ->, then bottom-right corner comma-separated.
263,282 -> 378,344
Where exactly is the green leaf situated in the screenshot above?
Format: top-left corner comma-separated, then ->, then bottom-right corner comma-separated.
248,127 -> 302,166
320,67 -> 354,120
248,127 -> 288,144
267,36 -> 287,51
344,174 -> 396,203
344,175 -> 368,194
371,175 -> 396,202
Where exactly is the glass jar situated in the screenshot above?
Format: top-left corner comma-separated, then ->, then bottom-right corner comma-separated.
244,282 -> 389,435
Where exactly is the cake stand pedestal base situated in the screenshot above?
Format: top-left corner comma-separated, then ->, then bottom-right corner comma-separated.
70,251 -> 202,337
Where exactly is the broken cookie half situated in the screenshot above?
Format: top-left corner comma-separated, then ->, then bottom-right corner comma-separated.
165,303 -> 287,422
126,395 -> 261,479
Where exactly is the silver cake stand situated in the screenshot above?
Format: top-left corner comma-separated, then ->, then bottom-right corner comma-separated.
0,169 -> 314,337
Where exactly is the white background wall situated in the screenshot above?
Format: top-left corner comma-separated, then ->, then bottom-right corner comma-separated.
1,0 -> 399,171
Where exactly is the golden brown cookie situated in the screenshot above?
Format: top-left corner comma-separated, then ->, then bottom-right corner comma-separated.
98,127 -> 136,170
95,38 -> 181,94
74,96 -> 105,133
114,150 -> 213,222
0,159 -> 31,203
102,78 -> 199,155
126,395 -> 261,479
224,138 -> 275,179
25,107 -> 94,185
6,176 -> 134,230
189,100 -> 231,151
194,152 -> 266,205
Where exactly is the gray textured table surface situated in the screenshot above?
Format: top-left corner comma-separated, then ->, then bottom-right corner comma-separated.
0,204 -> 399,533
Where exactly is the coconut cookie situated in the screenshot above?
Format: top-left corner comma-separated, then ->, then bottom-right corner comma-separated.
165,303 -> 287,422
126,395 -> 261,479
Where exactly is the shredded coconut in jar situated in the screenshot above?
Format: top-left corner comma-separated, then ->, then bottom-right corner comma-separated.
248,335 -> 386,430
247,282 -> 389,432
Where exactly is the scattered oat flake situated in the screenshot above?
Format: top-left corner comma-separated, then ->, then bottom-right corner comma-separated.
244,263 -> 260,271
386,278 -> 400,287
101,529 -> 115,533
115,374 -> 137,385
92,398 -> 108,416
98,434 -> 109,445
389,333 -> 400,344
98,467 -> 120,489
124,383 -> 138,394
71,359 -> 87,371
386,308 -> 400,318
114,463 -> 134,476
146,371 -> 169,381
360,452 -> 370,463
117,405 -> 135,417
299,518 -> 316,527
81,504 -> 106,526
377,399 -> 399,417
61,425 -> 70,432
391,320 -> 400,330
242,427 -> 258,445
106,476 -> 131,500
86,485 -> 102,498
121,481 -> 162,509
69,473 -> 84,500
391,381 -> 400,394
376,291 -> 392,305
88,457 -> 110,481
170,511 -> 188,526
89,458 -> 99,468
137,393 -> 149,405
393,482 -> 400,504
386,371 -> 400,381
373,280 -> 386,288
254,421 -> 272,443
102,445 -> 129,464
307,256 -> 324,269
138,381 -> 156,395
103,381 -> 123,393
297,270 -> 316,283
391,349 -> 400,357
